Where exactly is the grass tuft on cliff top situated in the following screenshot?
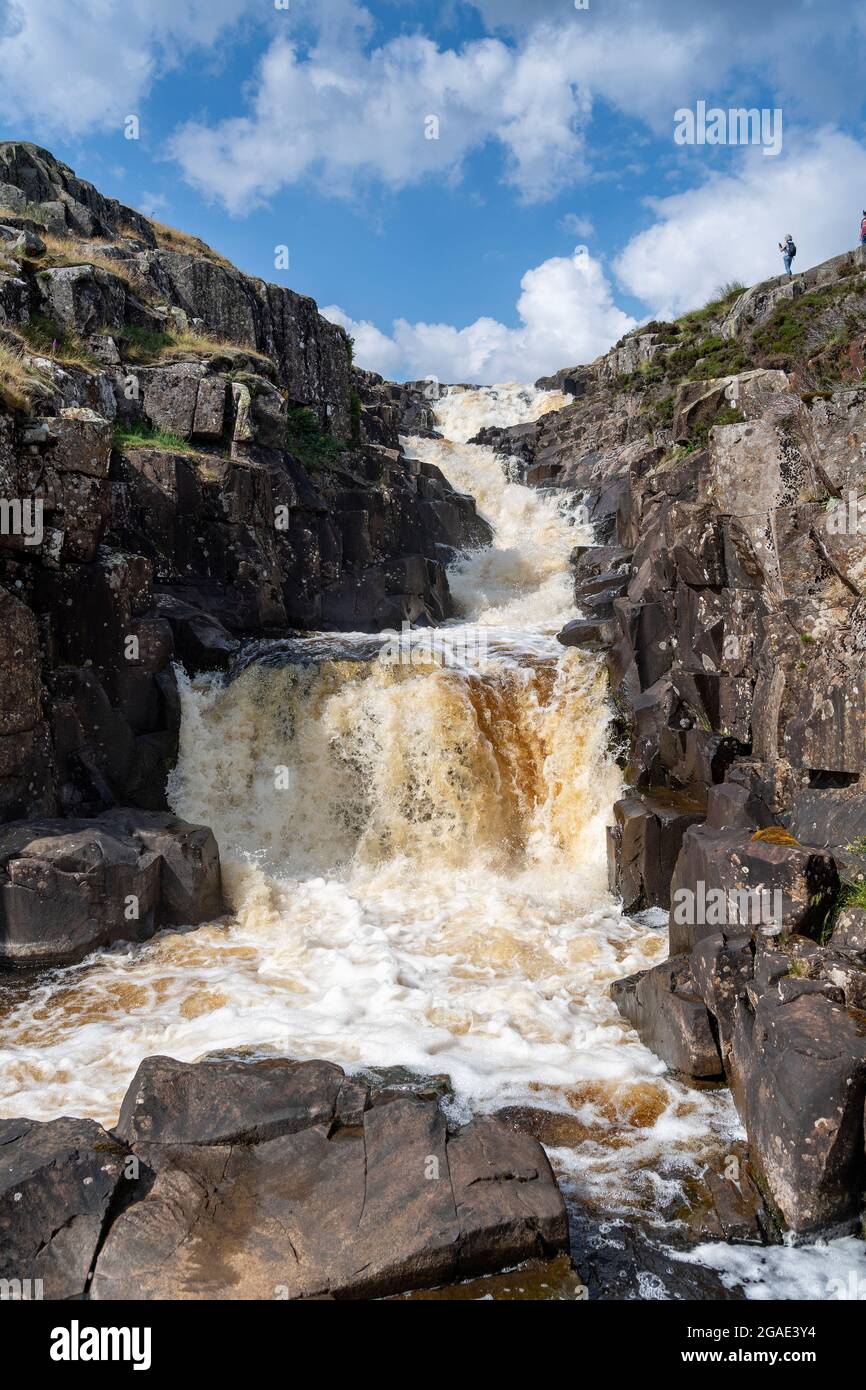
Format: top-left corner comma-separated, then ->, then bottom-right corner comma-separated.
0,339 -> 50,409
16,314 -> 99,369
113,322 -> 273,371
112,422 -> 195,453
145,218 -> 236,271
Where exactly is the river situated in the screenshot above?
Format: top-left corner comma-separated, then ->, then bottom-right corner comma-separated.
1,383 -> 861,1299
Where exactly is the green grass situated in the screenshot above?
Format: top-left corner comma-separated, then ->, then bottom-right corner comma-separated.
841,881 -> 866,911
112,423 -> 194,453
110,322 -> 274,373
677,403 -> 744,454
112,324 -> 174,363
751,280 -> 866,373
0,200 -> 49,226
285,406 -> 346,470
17,314 -> 99,368
349,388 -> 361,444
819,879 -> 866,944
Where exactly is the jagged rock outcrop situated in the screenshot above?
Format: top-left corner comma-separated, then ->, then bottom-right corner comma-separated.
0,143 -> 490,891
1,1054 -> 569,1300
0,811 -> 222,967
494,246 -> 866,1239
351,368 -> 444,446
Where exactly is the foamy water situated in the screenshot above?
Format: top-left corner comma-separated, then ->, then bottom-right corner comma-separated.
0,382 -> 859,1295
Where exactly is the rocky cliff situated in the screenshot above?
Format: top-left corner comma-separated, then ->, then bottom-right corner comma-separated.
492,248 -> 866,1241
0,143 -> 490,965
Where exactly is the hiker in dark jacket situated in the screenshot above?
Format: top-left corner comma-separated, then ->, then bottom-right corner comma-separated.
860,211 -> 866,245
779,234 -> 796,276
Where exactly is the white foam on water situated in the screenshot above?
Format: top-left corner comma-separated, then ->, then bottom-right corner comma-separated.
0,378 -> 861,1297
672,1236 -> 866,1301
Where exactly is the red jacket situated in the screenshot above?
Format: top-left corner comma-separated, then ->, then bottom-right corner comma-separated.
861,215 -> 866,238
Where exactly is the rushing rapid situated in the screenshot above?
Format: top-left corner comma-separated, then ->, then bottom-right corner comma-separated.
0,379 -> 769,1283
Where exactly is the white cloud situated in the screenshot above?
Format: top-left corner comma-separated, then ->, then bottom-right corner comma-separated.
559,213 -> 595,238
320,305 -> 405,379
167,21 -> 591,212
614,128 -> 866,319
327,126 -> 866,385
164,0 -> 866,211
138,191 -> 170,219
0,0 -> 256,135
324,246 -> 635,383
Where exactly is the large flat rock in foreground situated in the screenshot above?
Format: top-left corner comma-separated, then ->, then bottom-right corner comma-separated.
2,1055 -> 569,1300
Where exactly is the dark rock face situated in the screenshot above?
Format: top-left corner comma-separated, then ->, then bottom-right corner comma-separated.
0,1054 -> 569,1301
610,953 -> 722,1078
733,988 -> 866,1234
0,811 -> 222,967
669,824 -> 838,955
607,792 -> 705,912
515,249 -> 866,1237
115,1055 -> 366,1146
613,918 -> 866,1234
0,142 -> 154,243
0,138 -> 491,911
351,369 -> 444,445
95,1099 -> 566,1300
0,1116 -> 127,1300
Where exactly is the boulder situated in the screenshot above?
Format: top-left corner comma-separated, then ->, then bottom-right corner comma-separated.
115,1056 -> 368,1147
89,1064 -> 568,1300
36,264 -> 129,337
732,989 -> 866,1234
0,810 -> 222,967
154,593 -> 240,672
0,1117 -> 127,1300
669,824 -> 839,955
831,905 -> 866,953
607,792 -> 705,911
557,616 -> 616,649
611,954 -> 723,1078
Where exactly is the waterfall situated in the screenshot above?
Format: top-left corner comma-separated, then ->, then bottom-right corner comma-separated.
0,381 -> 736,1229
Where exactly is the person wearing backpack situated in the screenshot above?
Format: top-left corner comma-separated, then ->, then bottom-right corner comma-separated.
779,234 -> 796,276
860,211 -> 866,245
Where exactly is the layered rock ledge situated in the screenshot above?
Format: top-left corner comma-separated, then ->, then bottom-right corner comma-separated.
501,247 -> 866,1241
0,142 -> 491,970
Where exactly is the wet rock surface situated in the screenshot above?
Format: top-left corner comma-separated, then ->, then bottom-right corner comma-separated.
0,1115 -> 127,1299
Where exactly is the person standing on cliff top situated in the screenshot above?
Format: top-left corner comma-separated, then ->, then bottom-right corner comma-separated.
860,210 -> 866,245
779,233 -> 796,276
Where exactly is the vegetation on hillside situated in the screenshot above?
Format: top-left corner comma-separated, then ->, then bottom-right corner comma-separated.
612,273 -> 866,400
112,422 -> 195,453
144,218 -> 236,271
285,406 -> 347,470
16,313 -> 99,369
0,338 -> 49,409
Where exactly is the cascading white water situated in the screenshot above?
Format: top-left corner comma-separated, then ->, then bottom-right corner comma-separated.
2,377 -> 860,1298
0,381 -> 740,1243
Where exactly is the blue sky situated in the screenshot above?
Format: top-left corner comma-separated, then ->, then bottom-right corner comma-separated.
1,0 -> 866,381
